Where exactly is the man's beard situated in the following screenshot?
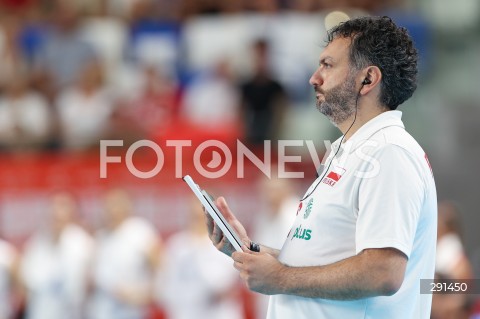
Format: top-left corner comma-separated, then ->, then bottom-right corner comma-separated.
315,74 -> 358,126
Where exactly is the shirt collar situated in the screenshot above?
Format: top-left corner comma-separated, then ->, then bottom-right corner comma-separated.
331,110 -> 405,154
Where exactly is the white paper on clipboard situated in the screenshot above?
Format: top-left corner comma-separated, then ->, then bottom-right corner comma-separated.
183,175 -> 243,252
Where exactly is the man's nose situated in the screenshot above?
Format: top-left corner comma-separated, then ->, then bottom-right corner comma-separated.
309,68 -> 323,86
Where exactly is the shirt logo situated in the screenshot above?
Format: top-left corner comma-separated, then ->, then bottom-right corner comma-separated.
322,166 -> 346,187
304,198 -> 313,219
292,225 -> 312,241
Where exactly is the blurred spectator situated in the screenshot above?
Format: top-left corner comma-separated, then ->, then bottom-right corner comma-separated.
435,201 -> 473,280
0,15 -> 29,93
32,0 -> 99,101
259,13 -> 326,103
0,70 -> 52,151
286,0 -> 319,12
0,0 -> 34,12
126,0 -> 181,80
89,188 -> 160,319
0,237 -> 18,319
244,0 -> 279,13
473,304 -> 480,319
111,64 -> 178,142
20,192 -> 94,319
106,0 -> 146,18
240,39 -> 287,146
17,3 -> 51,66
181,59 -> 242,141
431,201 -> 473,319
252,175 -> 298,319
80,1 -> 128,86
55,60 -> 115,150
156,196 -> 243,319
180,0 -> 226,17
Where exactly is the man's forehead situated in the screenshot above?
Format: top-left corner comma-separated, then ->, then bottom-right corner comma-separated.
320,37 -> 351,62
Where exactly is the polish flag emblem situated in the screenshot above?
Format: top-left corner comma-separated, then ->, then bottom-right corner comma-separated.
322,166 -> 346,186
326,166 -> 346,182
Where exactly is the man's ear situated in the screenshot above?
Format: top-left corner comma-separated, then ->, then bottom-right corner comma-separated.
360,66 -> 382,95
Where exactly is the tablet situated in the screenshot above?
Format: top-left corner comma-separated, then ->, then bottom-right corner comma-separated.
183,175 -> 243,252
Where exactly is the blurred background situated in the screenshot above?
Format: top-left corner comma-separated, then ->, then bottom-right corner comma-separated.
0,0 -> 479,318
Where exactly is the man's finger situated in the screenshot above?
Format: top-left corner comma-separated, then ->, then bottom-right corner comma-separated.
215,197 -> 235,222
232,251 -> 240,261
232,251 -> 248,263
241,245 -> 249,252
233,260 -> 243,271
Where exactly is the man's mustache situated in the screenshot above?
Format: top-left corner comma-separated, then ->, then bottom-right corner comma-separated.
314,86 -> 324,95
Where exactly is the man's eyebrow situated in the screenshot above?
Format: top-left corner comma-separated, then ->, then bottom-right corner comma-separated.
319,56 -> 335,65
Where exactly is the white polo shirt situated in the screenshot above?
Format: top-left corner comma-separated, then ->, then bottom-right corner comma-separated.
267,111 -> 437,319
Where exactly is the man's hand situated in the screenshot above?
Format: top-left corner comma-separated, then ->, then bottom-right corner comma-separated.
232,247 -> 286,295
205,196 -> 250,257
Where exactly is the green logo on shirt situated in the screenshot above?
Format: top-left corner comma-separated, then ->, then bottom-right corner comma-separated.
304,198 -> 314,219
292,225 -> 312,241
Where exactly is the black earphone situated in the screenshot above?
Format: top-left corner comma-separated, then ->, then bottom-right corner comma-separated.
308,78 -> 370,200
362,77 -> 371,85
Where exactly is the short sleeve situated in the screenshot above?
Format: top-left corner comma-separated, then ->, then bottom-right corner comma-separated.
356,145 -> 425,258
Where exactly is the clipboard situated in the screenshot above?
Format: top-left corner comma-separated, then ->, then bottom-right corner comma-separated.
183,175 -> 243,252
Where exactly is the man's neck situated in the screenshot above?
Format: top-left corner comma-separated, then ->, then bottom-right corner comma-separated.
337,104 -> 389,141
